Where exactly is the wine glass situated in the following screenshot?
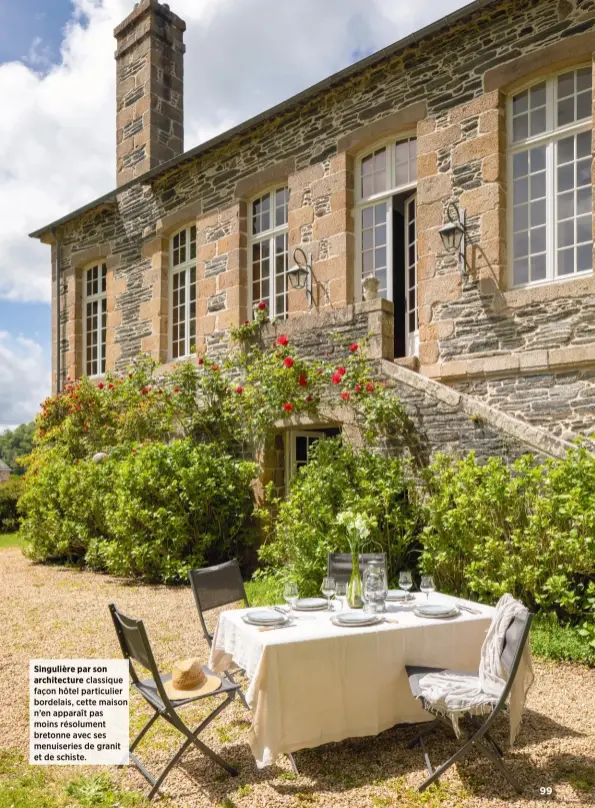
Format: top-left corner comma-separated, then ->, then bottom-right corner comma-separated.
399,570 -> 413,595
321,576 -> 336,611
420,575 -> 435,601
335,581 -> 347,611
283,581 -> 299,612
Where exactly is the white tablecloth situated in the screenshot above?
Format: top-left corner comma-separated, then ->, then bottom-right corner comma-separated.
208,594 -> 494,767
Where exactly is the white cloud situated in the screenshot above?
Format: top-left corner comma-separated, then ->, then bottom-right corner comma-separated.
0,0 -> 469,305
0,331 -> 49,427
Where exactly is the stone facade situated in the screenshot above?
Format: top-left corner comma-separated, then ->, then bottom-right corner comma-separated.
35,0 -> 595,448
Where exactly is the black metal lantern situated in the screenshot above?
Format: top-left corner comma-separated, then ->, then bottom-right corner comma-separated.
439,202 -> 467,275
287,247 -> 312,304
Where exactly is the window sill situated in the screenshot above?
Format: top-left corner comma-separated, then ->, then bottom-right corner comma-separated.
509,269 -> 592,291
504,270 -> 593,306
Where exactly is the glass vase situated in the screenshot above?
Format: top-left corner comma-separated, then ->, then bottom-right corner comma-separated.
347,552 -> 363,608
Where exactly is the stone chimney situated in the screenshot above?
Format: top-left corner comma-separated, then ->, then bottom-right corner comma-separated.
114,0 -> 186,186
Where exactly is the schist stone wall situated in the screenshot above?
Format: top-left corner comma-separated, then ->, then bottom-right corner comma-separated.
48,0 -> 595,447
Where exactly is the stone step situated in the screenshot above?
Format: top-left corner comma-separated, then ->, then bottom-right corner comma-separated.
393,356 -> 420,372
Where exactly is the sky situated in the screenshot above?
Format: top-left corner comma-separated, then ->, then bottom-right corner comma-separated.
0,0 -> 471,431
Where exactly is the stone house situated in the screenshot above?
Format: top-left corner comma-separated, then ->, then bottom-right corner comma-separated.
31,0 -> 595,484
0,460 -> 11,483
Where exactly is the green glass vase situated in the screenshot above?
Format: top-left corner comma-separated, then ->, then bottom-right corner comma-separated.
347,552 -> 363,608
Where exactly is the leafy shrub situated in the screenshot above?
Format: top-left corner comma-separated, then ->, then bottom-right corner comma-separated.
88,440 -> 257,583
19,447 -> 112,562
421,448 -> 595,622
0,477 -> 24,532
20,441 -> 257,583
258,438 -> 423,595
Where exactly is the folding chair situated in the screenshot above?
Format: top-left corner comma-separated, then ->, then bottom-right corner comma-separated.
188,560 -> 250,709
406,607 -> 533,794
109,602 -> 239,801
328,552 -> 387,585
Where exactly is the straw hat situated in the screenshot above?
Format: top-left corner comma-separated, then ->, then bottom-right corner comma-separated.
163,658 -> 221,699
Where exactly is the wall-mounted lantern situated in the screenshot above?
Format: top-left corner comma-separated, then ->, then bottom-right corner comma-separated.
287,247 -> 312,306
439,202 -> 467,276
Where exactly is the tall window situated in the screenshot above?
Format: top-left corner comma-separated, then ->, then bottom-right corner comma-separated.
84,263 -> 107,377
357,137 -> 417,300
249,187 -> 289,318
509,67 -> 593,287
170,225 -> 197,359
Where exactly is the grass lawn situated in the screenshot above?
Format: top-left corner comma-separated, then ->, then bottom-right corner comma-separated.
0,532 -> 19,550
1,550 -> 594,808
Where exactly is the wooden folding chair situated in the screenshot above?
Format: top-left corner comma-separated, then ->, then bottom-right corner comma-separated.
109,602 -> 239,800
406,607 -> 533,794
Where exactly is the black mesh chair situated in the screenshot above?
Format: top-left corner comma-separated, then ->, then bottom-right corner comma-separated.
188,560 -> 249,708
109,602 -> 239,801
406,606 -> 534,794
328,552 -> 387,584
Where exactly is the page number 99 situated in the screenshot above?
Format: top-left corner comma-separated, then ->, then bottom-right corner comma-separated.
540,787 -> 553,796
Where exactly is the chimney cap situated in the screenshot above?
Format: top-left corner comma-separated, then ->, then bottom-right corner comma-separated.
114,0 -> 186,39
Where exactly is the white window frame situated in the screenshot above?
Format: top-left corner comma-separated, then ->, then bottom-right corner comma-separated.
285,429 -> 328,482
169,224 -> 197,360
248,186 -> 289,320
354,134 -> 418,302
83,262 -> 107,378
507,66 -> 593,289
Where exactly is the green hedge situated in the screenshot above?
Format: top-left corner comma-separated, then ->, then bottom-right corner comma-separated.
19,440 -> 257,584
0,477 -> 24,533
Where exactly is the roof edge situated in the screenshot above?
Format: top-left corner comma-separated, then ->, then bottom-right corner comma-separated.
30,0 -> 497,240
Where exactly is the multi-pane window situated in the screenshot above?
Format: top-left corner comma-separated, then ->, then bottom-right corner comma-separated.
249,187 -> 289,318
510,67 -> 593,286
84,263 -> 107,377
170,225 -> 197,359
358,137 -> 417,300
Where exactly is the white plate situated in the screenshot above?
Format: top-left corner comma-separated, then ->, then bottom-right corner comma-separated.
293,598 -> 328,611
386,590 -> 415,601
331,613 -> 382,628
242,610 -> 287,626
414,604 -> 460,619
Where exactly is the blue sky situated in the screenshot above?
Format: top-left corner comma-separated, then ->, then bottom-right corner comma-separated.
0,0 -> 469,431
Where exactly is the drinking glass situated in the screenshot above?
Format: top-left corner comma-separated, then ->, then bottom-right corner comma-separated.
420,575 -> 435,601
335,581 -> 347,611
321,576 -> 336,611
283,581 -> 299,611
399,570 -> 413,594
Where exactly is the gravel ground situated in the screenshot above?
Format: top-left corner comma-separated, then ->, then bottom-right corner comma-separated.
1,547 -> 594,808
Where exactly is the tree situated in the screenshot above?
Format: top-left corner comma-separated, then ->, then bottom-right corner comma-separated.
0,422 -> 35,475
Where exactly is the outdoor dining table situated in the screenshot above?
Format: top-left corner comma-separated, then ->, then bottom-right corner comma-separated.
208,593 -> 494,767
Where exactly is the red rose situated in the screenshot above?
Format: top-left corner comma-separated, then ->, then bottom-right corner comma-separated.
174,386 -> 180,393
98,382 -> 104,389
211,364 -> 219,371
341,391 -> 350,401
306,395 -> 313,403
244,320 -> 249,325
277,335 -> 289,346
298,373 -> 308,387
284,356 -> 294,368
257,301 -> 267,311
283,402 -> 294,413
366,382 -> 374,392
66,376 -> 71,382
128,373 -> 132,378
355,384 -> 362,393
141,387 -> 148,395
198,357 -> 204,365
349,343 -> 359,353
337,367 -> 346,376
332,372 -> 342,385
236,386 -> 243,394
108,383 -> 114,390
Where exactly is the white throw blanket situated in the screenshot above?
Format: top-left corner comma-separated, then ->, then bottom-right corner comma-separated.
418,594 -> 534,746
